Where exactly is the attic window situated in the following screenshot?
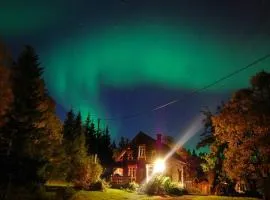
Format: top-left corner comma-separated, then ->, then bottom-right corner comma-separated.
127,151 -> 133,160
138,145 -> 146,159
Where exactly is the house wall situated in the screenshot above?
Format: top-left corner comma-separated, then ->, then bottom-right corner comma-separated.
167,158 -> 184,186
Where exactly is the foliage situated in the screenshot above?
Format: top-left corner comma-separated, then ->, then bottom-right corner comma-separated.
212,71 -> 270,196
197,71 -> 270,198
140,175 -> 184,196
84,114 -> 114,167
164,179 -> 186,196
70,153 -> 103,190
62,110 -> 104,189
197,107 -> 229,193
140,175 -> 166,195
121,181 -> 139,192
0,46 -> 63,190
126,181 -> 139,192
89,179 -> 110,191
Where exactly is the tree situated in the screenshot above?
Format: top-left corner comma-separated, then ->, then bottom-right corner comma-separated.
63,109 -> 75,142
197,107 -> 228,194
84,113 -> 97,155
212,71 -> 270,198
0,45 -> 54,189
62,111 -> 103,188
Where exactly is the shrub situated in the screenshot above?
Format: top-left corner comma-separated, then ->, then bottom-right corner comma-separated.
141,175 -> 169,195
121,181 -> 139,192
165,183 -> 185,196
73,157 -> 103,190
163,178 -> 185,196
127,181 -> 139,192
89,179 -> 110,191
141,175 -> 185,196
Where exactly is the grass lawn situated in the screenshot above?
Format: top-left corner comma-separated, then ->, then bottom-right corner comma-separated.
69,189 -> 260,200
70,189 -> 160,200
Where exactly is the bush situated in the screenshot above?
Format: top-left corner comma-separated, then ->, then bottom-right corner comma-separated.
141,175 -> 169,195
165,183 -> 185,196
89,179 -> 110,191
121,181 -> 139,192
72,157 -> 103,190
127,181 -> 139,192
164,178 -> 185,196
141,175 -> 185,196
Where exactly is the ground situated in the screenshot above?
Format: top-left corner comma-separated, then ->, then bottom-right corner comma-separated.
70,189 -> 260,200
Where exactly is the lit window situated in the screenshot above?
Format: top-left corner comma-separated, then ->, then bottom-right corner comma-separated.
128,165 -> 136,180
138,145 -> 146,159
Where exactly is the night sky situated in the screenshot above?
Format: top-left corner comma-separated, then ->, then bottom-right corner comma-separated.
1,0 -> 270,150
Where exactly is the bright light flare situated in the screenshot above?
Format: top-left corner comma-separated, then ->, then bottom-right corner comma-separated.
153,158 -> 166,173
164,115 -> 203,161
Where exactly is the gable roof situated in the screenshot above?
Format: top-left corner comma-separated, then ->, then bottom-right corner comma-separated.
129,131 -> 186,164
130,131 -> 156,146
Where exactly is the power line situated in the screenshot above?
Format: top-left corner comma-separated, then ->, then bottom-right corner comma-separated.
100,53 -> 270,121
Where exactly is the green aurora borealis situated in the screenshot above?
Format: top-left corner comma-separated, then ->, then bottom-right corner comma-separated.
43,22 -> 270,119
2,0 -> 270,143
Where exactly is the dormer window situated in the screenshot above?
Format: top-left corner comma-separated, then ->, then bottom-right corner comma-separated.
138,145 -> 146,159
127,151 -> 133,160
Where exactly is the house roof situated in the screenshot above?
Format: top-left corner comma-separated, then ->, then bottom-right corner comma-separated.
128,131 -> 186,164
130,131 -> 156,146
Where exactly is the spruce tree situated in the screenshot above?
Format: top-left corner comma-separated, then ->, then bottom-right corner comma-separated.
63,109 -> 75,142
4,46 -> 49,187
84,114 -> 96,155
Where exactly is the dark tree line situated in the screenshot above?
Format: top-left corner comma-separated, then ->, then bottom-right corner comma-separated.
63,110 -> 114,168
0,43 -> 115,197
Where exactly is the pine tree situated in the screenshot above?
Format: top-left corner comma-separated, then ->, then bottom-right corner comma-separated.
73,112 -> 87,157
3,46 -> 49,187
84,113 -> 96,155
63,109 -> 75,142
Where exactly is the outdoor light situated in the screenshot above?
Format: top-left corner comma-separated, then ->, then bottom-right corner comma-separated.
153,158 -> 166,173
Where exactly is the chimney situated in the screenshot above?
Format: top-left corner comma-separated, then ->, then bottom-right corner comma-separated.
156,134 -> 162,152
